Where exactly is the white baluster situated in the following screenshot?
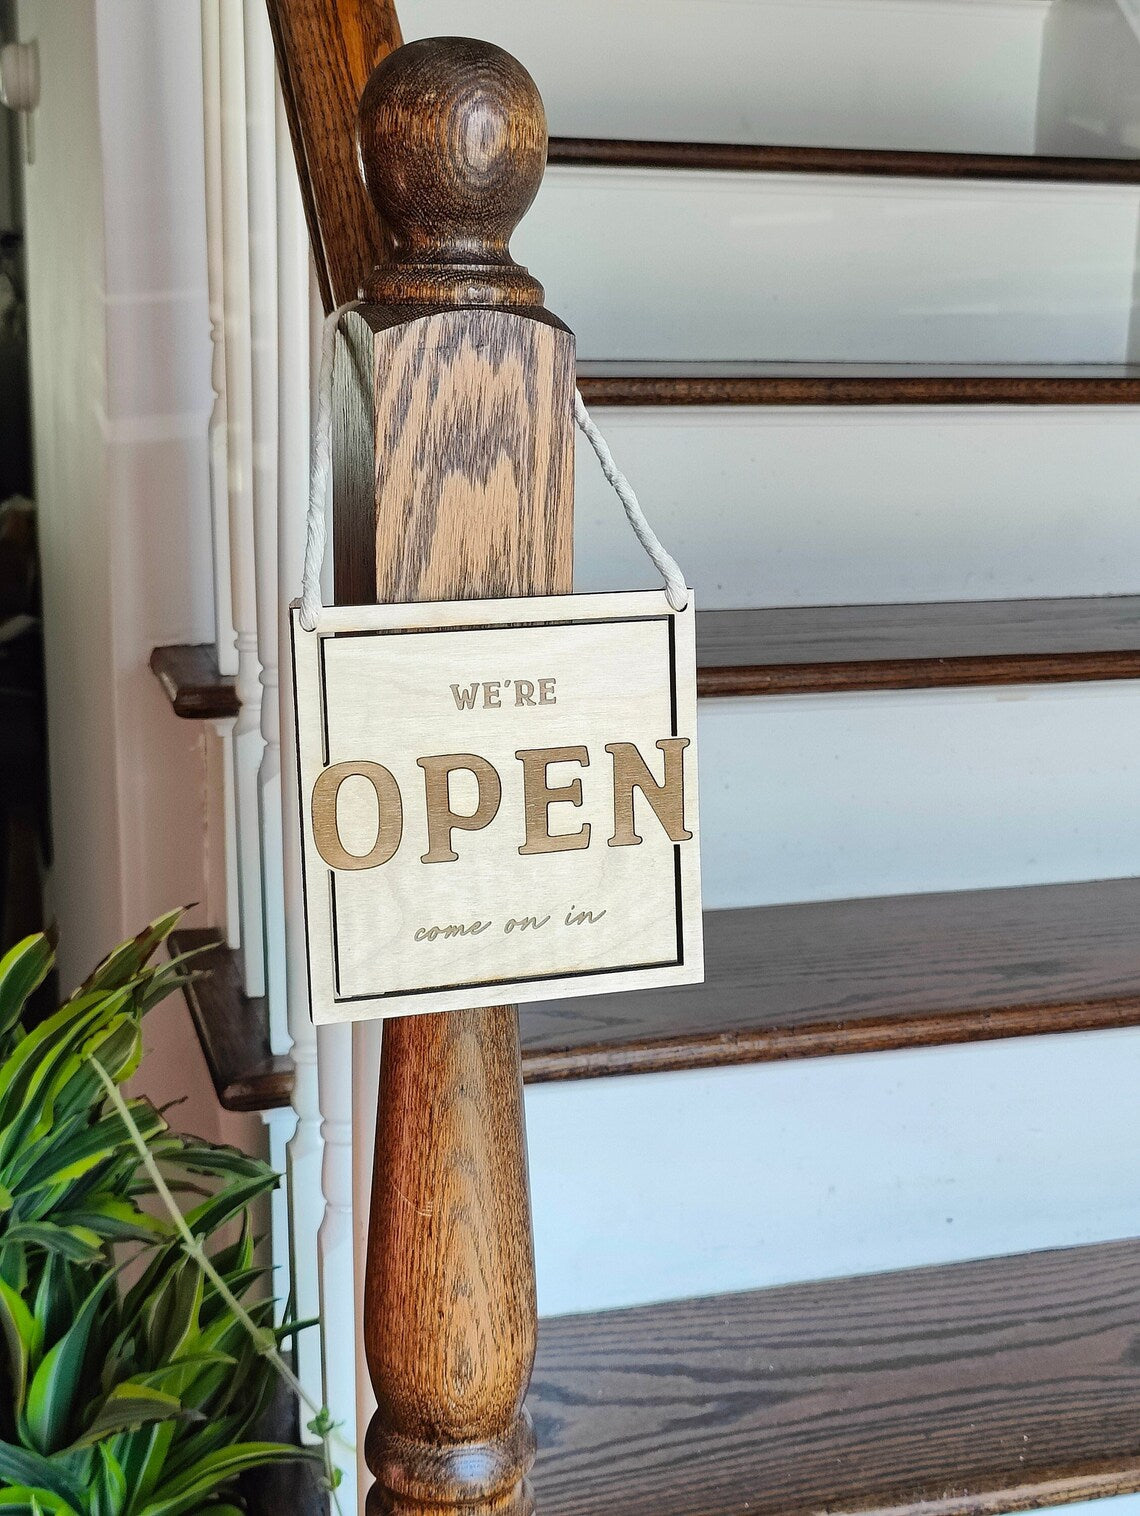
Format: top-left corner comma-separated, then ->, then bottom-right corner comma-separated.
309,274 -> 364,1509
242,0 -> 286,1050
263,1106 -> 293,1360
353,1021 -> 383,1510
275,84 -> 326,1438
319,1021 -> 360,1509
200,0 -> 237,683
218,0 -> 264,997
210,719 -> 241,951
200,0 -> 240,951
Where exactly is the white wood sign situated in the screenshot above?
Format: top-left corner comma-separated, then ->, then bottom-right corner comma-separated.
290,589 -> 703,1024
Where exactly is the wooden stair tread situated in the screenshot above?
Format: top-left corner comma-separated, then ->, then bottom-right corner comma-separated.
529,1238 -> 1140,1516
575,361 -> 1140,405
154,597 -> 1140,719
149,645 -> 237,721
697,597 -> 1140,695
171,928 -> 292,1112
180,879 -> 1140,1106
518,876 -> 1140,1079
549,136 -> 1140,184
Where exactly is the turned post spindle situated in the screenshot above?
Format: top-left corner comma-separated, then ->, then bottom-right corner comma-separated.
335,38 -> 575,1516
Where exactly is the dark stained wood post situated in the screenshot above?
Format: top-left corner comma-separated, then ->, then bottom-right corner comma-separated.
335,37 -> 576,1516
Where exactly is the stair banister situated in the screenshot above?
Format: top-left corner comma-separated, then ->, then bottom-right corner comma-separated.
341,39 -> 573,1513
265,0 -> 402,310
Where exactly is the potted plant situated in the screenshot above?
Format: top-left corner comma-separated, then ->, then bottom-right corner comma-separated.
0,913 -> 332,1513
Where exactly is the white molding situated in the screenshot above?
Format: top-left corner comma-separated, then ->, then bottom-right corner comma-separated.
663,0 -> 1050,8
275,72 -> 325,1442
243,0 -> 284,1047
546,163 -> 1140,206
584,404 -> 1140,429
218,0 -> 265,999
200,0 -> 237,678
317,1023 -> 360,1509
701,677 -> 1140,718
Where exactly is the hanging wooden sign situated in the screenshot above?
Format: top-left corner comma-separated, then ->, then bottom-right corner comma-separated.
291,589 -> 703,1024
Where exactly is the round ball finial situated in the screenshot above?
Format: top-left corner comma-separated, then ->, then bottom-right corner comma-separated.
357,37 -> 548,307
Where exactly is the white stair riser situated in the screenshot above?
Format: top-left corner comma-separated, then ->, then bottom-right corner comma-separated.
1038,0 -> 1140,159
574,409 -> 1140,606
526,1027 -> 1140,1315
699,683 -> 1140,908
515,170 -> 1140,362
398,0 -> 1049,154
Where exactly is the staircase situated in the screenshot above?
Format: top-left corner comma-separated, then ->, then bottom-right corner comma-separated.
153,1 -> 1140,1512
397,3 -> 1140,1511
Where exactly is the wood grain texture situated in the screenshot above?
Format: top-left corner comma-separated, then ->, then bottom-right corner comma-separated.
519,877 -> 1140,1080
361,313 -> 573,1510
365,1007 -> 539,1515
266,0 -> 402,308
363,306 -> 575,606
349,39 -> 576,1515
178,876 -> 1140,1104
157,598 -> 1140,719
575,361 -> 1140,406
149,644 -> 240,720
169,929 -> 293,1112
358,38 -> 547,307
696,597 -> 1140,696
528,1239 -> 1140,1516
549,136 -> 1140,183
291,594 -> 700,1023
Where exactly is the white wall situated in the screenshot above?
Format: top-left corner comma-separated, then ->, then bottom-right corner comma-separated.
1037,0 -> 1140,156
17,0 -> 254,1149
400,0 -> 1051,154
528,1027 -> 1140,1316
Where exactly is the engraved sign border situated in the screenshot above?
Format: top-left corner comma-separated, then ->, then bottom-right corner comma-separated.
291,589 -> 704,1025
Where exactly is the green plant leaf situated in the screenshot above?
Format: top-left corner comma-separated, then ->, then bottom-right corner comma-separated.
0,920 -> 329,1516
0,937 -> 54,1042
14,1103 -> 165,1195
0,1487 -> 79,1516
0,1442 -> 84,1507
74,1382 -> 183,1448
81,913 -> 183,997
90,1444 -> 126,1516
155,1146 -> 270,1185
51,1202 -> 168,1247
0,1275 -> 38,1419
117,1418 -> 175,1515
140,1443 -> 322,1516
182,1173 -> 277,1241
24,1271 -> 116,1454
125,1355 -> 235,1421
143,1257 -> 203,1366
1,1225 -> 104,1268
32,1258 -> 74,1375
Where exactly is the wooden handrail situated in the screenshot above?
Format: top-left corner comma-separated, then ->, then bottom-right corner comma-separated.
266,0 -> 403,308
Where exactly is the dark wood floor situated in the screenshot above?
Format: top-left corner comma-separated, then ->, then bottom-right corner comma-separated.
529,1240 -> 1140,1516
697,597 -> 1140,695
548,136 -> 1140,184
575,360 -> 1140,406
520,876 -> 1140,1079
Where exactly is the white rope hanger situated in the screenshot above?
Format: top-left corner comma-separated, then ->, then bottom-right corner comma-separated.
297,305 -> 690,630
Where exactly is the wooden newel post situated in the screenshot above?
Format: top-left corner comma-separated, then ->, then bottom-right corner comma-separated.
337,36 -> 575,1516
